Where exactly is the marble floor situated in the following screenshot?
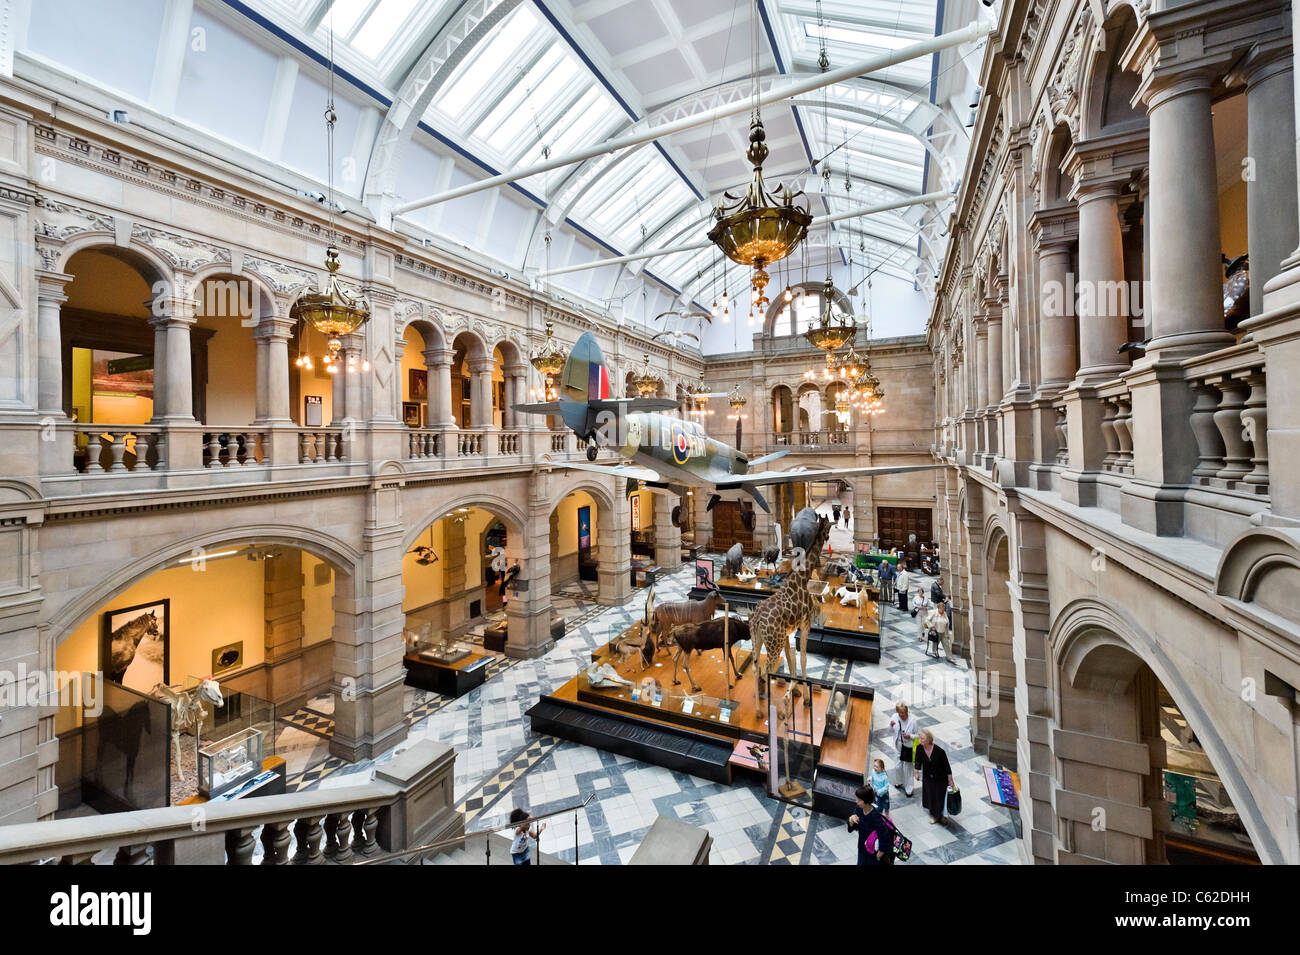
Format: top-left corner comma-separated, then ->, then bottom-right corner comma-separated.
277,562 -> 1024,865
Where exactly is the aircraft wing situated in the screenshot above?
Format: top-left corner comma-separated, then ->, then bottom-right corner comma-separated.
714,463 -> 943,488
541,459 -> 663,482
589,398 -> 680,413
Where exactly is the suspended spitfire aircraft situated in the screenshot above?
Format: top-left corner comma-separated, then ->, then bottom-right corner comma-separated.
514,332 -> 939,514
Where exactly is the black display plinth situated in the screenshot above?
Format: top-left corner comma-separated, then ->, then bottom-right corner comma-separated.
404,653 -> 491,697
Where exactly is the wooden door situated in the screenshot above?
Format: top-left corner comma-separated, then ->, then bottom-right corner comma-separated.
877,507 -> 933,566
710,501 -> 754,554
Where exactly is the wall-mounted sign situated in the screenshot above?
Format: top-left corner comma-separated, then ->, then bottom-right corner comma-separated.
304,394 -> 323,427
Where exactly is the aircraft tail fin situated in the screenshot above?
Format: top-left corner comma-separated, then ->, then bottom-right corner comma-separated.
560,331 -> 611,403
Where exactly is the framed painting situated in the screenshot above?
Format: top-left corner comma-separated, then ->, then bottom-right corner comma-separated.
402,401 -> 422,427
103,598 -> 170,692
409,368 -> 428,401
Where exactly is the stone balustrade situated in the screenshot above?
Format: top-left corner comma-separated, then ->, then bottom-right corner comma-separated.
769,430 -> 853,450
0,741 -> 459,866
406,429 -> 442,460
497,430 -> 521,455
1096,381 -> 1134,476
204,431 -> 269,468
1184,345 -> 1269,495
298,429 -> 347,464
74,425 -> 166,473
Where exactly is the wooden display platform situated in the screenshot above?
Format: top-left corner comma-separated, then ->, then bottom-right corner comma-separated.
715,573 -> 882,662
404,648 -> 492,697
528,621 -> 875,791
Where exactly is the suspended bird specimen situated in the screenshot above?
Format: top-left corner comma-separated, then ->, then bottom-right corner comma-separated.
409,526 -> 439,566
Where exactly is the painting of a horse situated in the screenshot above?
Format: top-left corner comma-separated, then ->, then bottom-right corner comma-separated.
102,599 -> 170,691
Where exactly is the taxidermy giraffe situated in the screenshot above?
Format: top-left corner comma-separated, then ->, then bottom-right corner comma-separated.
747,513 -> 831,702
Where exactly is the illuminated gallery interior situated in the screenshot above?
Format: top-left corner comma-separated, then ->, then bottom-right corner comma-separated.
0,0 -> 1297,869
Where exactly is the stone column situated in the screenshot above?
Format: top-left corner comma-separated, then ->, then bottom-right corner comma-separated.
331,486 -> 409,761
343,335 -> 364,424
152,295 -> 198,422
254,317 -> 294,422
987,301 -> 1004,459
1239,51 -> 1300,318
974,317 -> 989,458
469,357 -> 495,429
1073,180 -> 1130,380
1143,73 -> 1233,360
690,487 -> 713,550
504,362 -> 530,430
506,480 -> 555,658
442,517 -> 468,632
425,347 -> 455,428
652,491 -> 683,571
597,490 -> 632,606
1037,240 -> 1078,388
263,551 -> 305,705
36,270 -> 72,416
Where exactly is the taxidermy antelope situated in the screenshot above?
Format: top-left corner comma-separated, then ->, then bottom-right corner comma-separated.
662,615 -> 748,692
647,588 -> 723,644
152,677 -> 224,775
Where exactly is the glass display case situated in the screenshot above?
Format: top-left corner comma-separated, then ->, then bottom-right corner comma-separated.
410,633 -> 474,665
198,727 -> 263,798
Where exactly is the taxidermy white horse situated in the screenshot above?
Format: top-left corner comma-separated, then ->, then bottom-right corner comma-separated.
152,677 -> 224,775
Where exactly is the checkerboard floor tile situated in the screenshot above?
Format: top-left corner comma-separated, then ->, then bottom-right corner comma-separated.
282,561 -> 1022,865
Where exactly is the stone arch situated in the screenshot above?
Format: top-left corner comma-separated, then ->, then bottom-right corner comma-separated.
1037,122 -> 1076,211
188,264 -> 279,321
979,518 -> 1018,767
1078,4 -> 1145,141
405,316 -> 448,353
45,524 -> 362,646
58,235 -> 174,291
1049,597 -> 1279,864
1215,527 -> 1300,624
400,492 -> 528,554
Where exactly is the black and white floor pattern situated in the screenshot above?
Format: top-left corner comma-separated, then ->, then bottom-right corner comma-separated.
279,564 -> 1024,864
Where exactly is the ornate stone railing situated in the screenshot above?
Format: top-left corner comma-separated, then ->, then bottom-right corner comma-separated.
1184,344 -> 1268,495
406,429 -> 441,460
203,430 -> 269,468
551,431 -> 568,453
0,741 -> 458,866
74,424 -> 166,473
1096,380 -> 1133,475
455,431 -> 483,457
298,429 -> 346,464
1053,400 -> 1068,465
769,430 -> 852,450
497,430 -> 522,455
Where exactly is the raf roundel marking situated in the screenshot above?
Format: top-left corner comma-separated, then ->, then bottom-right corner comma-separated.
672,423 -> 690,464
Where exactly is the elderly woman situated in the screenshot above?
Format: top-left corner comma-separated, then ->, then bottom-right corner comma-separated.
913,729 -> 955,825
889,702 -> 918,797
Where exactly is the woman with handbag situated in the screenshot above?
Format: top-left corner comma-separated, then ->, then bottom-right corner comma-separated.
889,702 -> 918,797
913,729 -> 955,825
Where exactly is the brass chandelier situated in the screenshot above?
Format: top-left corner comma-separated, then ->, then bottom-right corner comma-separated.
633,354 -> 660,398
706,1 -> 811,311
291,26 -> 370,375
804,278 -> 854,353
689,371 -> 715,418
529,320 -> 568,401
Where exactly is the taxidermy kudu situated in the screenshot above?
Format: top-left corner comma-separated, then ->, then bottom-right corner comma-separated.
106,610 -> 162,683
152,677 -> 224,775
647,587 -> 723,645
747,508 -> 831,702
662,615 -> 749,691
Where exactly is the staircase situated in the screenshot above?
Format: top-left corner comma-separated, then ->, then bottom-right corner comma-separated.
422,832 -> 568,865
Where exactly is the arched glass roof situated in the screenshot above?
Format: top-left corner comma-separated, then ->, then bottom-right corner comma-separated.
20,0 -> 975,312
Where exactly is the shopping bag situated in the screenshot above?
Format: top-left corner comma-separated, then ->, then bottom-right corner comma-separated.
883,816 -> 911,862
946,786 -> 962,816
889,760 -> 904,787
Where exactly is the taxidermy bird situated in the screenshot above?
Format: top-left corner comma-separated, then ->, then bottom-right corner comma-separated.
410,527 -> 438,566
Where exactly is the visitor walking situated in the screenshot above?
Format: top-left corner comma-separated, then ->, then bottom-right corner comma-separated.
910,587 -> 928,619
923,599 -> 951,659
889,702 -> 918,797
870,758 -> 891,815
913,730 -> 954,826
847,785 -> 894,865
895,564 -> 911,612
509,808 -> 546,865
